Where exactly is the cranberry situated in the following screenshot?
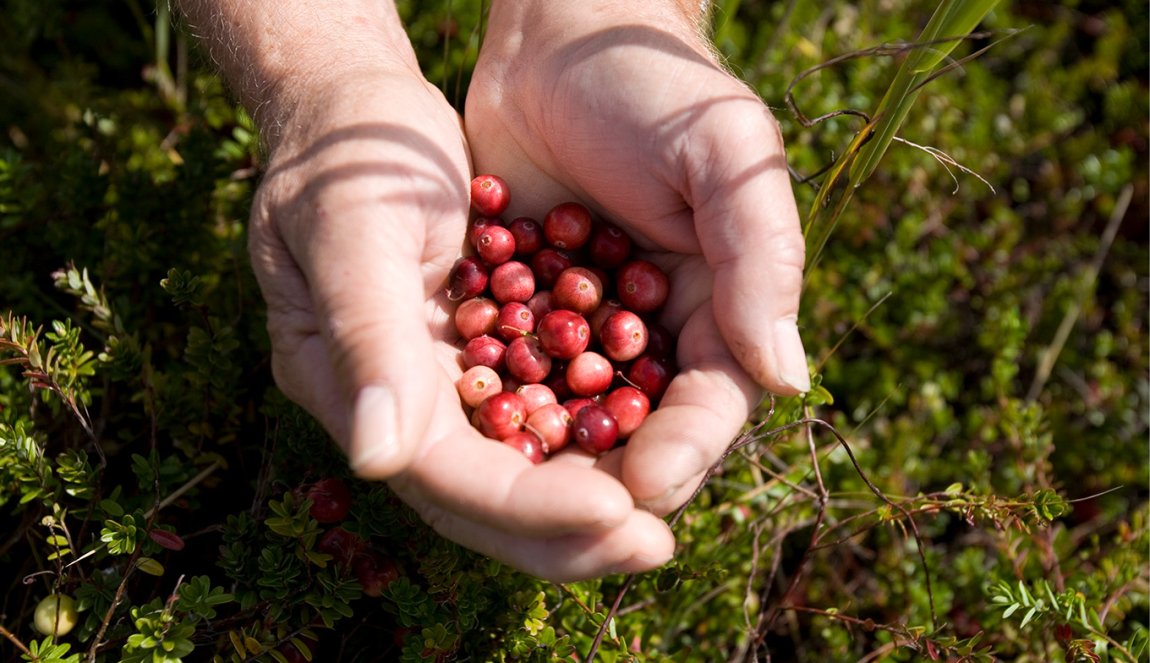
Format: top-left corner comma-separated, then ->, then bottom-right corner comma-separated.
476,392 -> 527,440
602,386 -> 650,438
516,383 -> 558,415
645,323 -> 676,358
317,526 -> 366,567
505,335 -> 552,384
544,201 -> 594,249
461,334 -> 507,371
572,403 -> 619,454
496,301 -> 535,340
587,299 -> 624,340
454,297 -> 500,340
536,310 -> 591,360
566,351 -> 614,396
468,216 -> 505,249
148,529 -> 186,552
470,174 -> 511,216
530,248 -> 574,288
354,551 -> 401,597
544,364 -> 576,402
476,225 -> 517,265
457,365 -> 503,407
599,310 -> 648,362
508,217 -> 545,256
307,478 -> 353,524
616,259 -> 670,313
626,354 -> 674,402
562,397 -> 599,420
552,267 -> 604,315
502,431 -> 546,463
588,222 -> 632,268
489,260 -> 536,303
526,402 -> 573,453
526,290 -> 555,320
446,256 -> 489,301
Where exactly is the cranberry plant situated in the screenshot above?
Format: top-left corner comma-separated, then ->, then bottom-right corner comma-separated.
2,0 -> 1147,662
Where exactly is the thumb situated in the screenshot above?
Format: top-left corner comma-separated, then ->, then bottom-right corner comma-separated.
689,100 -> 811,394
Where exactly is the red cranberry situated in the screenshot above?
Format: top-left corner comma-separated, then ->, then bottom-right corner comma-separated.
602,386 -> 650,438
317,526 -> 365,567
526,403 -> 573,453
505,335 -> 553,383
496,301 -> 535,340
461,335 -> 507,371
526,290 -> 555,320
468,216 -> 505,249
616,259 -> 670,313
454,297 -> 500,340
566,351 -> 614,396
587,299 -> 624,340
562,397 -> 599,420
599,310 -> 648,362
470,174 -> 511,216
354,551 -> 401,597
476,392 -> 527,440
544,202 -> 594,250
626,354 -> 674,402
536,310 -> 591,360
516,383 -> 558,415
508,217 -> 544,256
552,267 -> 604,315
476,225 -> 516,265
572,403 -> 619,454
446,256 -> 489,301
502,431 -> 545,464
645,323 -> 676,358
544,364 -> 575,402
307,478 -> 353,524
588,222 -> 632,268
489,261 -> 536,303
457,365 -> 503,407
530,248 -> 574,288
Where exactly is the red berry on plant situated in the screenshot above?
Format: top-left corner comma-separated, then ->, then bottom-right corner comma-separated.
354,550 -> 401,597
616,259 -> 670,313
489,260 -> 536,303
446,256 -> 489,301
317,526 -> 366,567
470,174 -> 511,216
544,202 -> 594,249
536,310 -> 591,360
307,477 -> 353,524
572,403 -> 619,454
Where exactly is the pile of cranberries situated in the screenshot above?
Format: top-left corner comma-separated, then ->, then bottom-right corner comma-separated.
450,174 -> 678,464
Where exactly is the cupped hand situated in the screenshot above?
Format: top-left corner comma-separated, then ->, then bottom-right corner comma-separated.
248,66 -> 673,582
466,3 -> 811,516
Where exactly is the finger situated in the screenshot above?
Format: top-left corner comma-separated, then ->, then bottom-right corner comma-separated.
414,502 -> 676,583
619,306 -> 763,515
687,93 -> 811,395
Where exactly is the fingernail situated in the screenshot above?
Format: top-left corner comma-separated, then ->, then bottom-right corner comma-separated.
774,318 -> 811,393
348,385 -> 399,473
609,551 -> 674,576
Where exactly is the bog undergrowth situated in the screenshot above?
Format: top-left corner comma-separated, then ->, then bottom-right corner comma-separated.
1,0 -> 1146,661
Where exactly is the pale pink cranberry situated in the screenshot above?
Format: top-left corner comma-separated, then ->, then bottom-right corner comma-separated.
489,261 -> 535,303
516,383 -> 558,415
508,217 -> 544,256
543,202 -> 593,250
599,310 -> 648,362
461,335 -> 506,371
536,310 -> 591,360
525,402 -> 573,453
446,256 -> 488,301
454,297 -> 500,340
552,267 -> 604,315
616,259 -> 669,313
588,222 -> 632,269
496,301 -> 535,340
476,391 -> 526,440
602,386 -> 650,438
476,225 -> 516,265
505,335 -> 552,383
572,403 -> 618,454
530,248 -> 574,288
502,431 -> 545,464
470,174 -> 510,217
566,351 -> 614,396
457,366 -> 503,408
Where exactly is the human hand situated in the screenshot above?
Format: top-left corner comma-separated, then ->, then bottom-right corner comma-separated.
248,64 -> 674,582
465,2 -> 811,516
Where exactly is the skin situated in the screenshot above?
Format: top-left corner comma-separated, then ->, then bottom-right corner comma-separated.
176,0 -> 808,582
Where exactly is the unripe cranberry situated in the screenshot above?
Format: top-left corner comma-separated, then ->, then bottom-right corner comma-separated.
446,256 -> 489,301
602,386 -> 650,438
476,392 -> 527,439
552,267 -> 604,315
505,335 -> 552,383
526,402 -> 573,453
490,261 -> 535,303
616,259 -> 670,313
516,383 -> 558,415
470,174 -> 511,216
626,354 -> 675,402
496,301 -> 535,340
566,351 -> 614,396
588,222 -> 632,269
468,216 -> 505,249
454,297 -> 500,340
457,365 -> 503,407
536,310 -> 591,360
476,225 -> 517,265
502,431 -> 545,464
572,403 -> 619,454
599,310 -> 648,362
508,217 -> 544,256
544,202 -> 594,250
530,248 -> 574,288
461,334 -> 506,371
